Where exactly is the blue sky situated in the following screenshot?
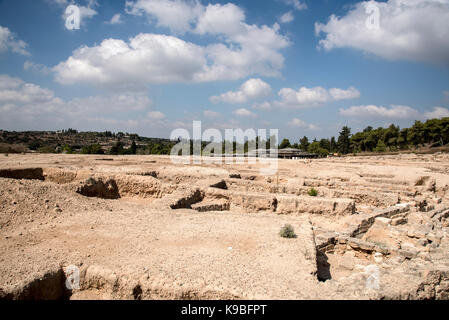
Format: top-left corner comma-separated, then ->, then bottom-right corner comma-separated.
0,0 -> 448,141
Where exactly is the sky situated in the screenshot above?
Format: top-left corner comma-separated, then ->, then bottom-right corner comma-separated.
0,0 -> 448,142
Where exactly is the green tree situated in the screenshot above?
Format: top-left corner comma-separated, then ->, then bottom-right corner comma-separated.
308,141 -> 329,157
374,140 -> 387,153
279,138 -> 291,149
337,126 -> 351,154
110,142 -> 125,155
299,136 -> 309,151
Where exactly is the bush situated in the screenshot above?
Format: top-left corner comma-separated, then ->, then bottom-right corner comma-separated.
308,188 -> 318,197
81,144 -> 104,155
280,224 -> 297,239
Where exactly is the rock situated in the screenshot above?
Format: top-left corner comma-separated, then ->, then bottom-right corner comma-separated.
426,232 -> 442,244
417,238 -> 428,247
417,252 -> 431,261
229,172 -> 241,179
53,208 -> 62,214
399,249 -> 418,259
375,217 -> 391,227
407,226 -> 429,239
373,252 -> 383,263
391,217 -> 407,226
426,178 -> 436,192
415,198 -> 428,212
339,255 -> 355,271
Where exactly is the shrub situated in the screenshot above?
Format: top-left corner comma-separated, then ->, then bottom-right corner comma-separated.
280,224 -> 297,239
308,188 -> 318,197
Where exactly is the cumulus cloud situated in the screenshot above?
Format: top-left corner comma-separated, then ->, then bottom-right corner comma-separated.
0,26 -> 29,56
116,0 -> 290,84
0,74 -> 161,131
315,0 -> 449,64
339,104 -> 422,120
0,75 -> 59,106
274,86 -> 360,108
210,78 -> 272,104
279,11 -> 294,24
53,34 -> 207,86
288,118 -> 318,130
126,0 -> 203,34
53,25 -> 288,86
233,108 -> 256,117
424,106 -> 449,119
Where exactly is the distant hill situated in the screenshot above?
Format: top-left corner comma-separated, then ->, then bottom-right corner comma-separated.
0,129 -> 174,155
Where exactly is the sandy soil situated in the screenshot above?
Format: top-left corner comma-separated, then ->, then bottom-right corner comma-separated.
0,153 -> 449,300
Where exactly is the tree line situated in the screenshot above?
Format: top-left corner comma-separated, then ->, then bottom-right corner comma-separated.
278,117 -> 449,156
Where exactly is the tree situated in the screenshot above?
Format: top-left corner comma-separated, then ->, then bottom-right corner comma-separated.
337,126 -> 351,154
279,138 -> 291,149
110,142 -> 125,155
299,136 -> 309,151
374,140 -> 387,153
308,141 -> 329,157
81,144 -> 104,155
130,140 -> 137,155
319,138 -> 331,152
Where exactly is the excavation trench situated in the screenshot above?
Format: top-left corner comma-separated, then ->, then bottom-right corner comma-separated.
0,268 -> 71,300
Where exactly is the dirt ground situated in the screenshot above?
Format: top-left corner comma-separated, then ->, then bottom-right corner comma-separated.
0,153 -> 449,300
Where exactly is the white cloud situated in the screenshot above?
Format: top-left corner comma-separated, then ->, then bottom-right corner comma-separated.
0,74 -> 161,131
0,75 -> 59,106
126,0 -> 203,34
120,0 -> 290,84
107,14 -> 123,25
233,108 -> 256,117
274,86 -> 360,108
54,24 -> 289,86
53,34 -> 207,86
210,78 -> 272,104
0,25 -> 29,56
283,0 -> 307,11
147,110 -> 166,119
195,3 -> 245,36
424,106 -> 449,119
279,11 -> 294,24
288,118 -> 318,130
339,105 -> 421,119
203,110 -> 221,118
315,0 -> 449,64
